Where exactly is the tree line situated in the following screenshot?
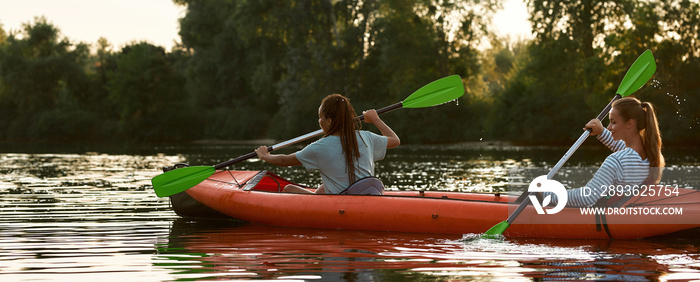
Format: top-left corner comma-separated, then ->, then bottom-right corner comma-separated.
0,0 -> 698,145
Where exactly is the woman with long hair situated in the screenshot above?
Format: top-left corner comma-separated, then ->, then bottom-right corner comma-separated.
551,97 -> 665,207
255,94 -> 400,194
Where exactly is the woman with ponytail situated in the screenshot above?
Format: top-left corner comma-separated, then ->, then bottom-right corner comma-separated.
549,97 -> 665,207
255,94 -> 400,194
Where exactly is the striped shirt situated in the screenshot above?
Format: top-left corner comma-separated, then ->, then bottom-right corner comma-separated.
550,129 -> 650,207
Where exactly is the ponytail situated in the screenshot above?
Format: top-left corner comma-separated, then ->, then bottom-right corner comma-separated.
640,102 -> 664,184
640,102 -> 664,168
321,94 -> 361,184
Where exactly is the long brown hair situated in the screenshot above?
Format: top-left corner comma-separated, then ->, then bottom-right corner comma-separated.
612,97 -> 665,183
320,94 -> 362,184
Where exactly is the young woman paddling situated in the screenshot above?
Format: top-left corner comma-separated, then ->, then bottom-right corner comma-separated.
255,94 -> 400,194
550,97 -> 665,207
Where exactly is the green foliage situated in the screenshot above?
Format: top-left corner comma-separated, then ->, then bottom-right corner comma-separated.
491,0 -> 700,144
0,17 -> 96,141
107,42 -> 196,142
1,0 -> 699,145
638,0 -> 700,143
175,0 -> 498,143
0,23 -> 6,44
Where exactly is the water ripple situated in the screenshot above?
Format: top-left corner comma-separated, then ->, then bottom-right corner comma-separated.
1,145 -> 699,281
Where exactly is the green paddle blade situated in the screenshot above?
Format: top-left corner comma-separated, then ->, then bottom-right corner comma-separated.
152,166 -> 215,197
402,75 -> 464,108
616,49 -> 656,97
483,220 -> 509,237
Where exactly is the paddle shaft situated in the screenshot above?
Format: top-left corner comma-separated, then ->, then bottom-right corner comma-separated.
505,94 -> 622,225
546,94 -> 621,178
213,102 -> 404,170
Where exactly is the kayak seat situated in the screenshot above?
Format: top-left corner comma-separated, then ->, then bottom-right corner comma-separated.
340,176 -> 384,195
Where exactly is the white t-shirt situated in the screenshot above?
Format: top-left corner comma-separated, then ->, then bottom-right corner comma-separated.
295,130 -> 388,194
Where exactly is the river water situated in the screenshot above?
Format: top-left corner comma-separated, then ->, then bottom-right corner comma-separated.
1,142 -> 699,281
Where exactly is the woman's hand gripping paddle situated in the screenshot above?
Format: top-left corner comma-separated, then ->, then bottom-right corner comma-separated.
151,75 -> 465,197
483,50 -> 656,237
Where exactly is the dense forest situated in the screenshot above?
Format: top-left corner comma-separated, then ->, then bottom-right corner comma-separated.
0,0 -> 698,145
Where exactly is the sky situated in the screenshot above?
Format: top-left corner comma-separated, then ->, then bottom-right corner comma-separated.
0,0 -> 186,50
493,0 -> 532,40
0,0 -> 531,52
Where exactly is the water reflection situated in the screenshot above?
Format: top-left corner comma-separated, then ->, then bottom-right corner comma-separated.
158,219 -> 700,281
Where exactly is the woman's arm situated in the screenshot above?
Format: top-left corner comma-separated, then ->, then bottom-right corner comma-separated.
584,119 -> 626,152
362,109 -> 400,149
597,129 -> 627,152
545,155 -> 622,207
255,146 -> 302,166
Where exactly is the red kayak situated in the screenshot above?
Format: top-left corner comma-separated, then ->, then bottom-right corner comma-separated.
175,170 -> 700,239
